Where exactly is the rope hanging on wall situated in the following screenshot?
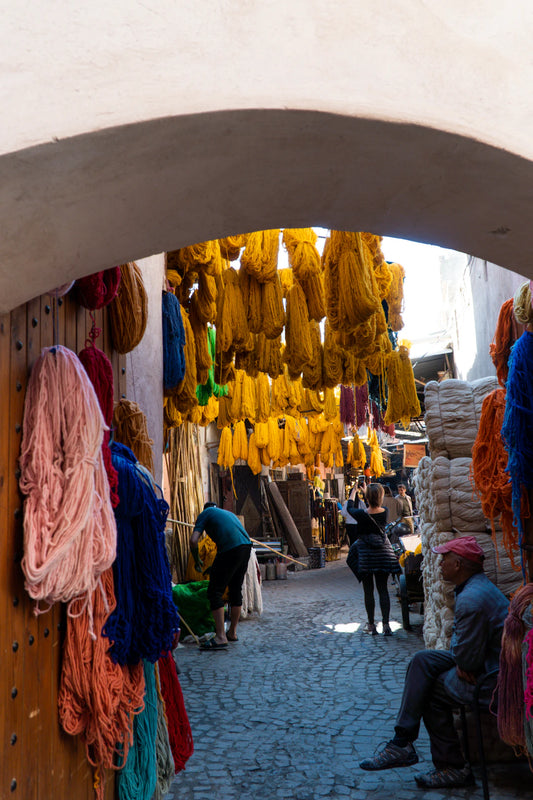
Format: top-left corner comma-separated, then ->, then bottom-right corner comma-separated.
109,262 -> 148,354
19,345 -> 117,618
113,398 -> 154,475
103,442 -> 179,665
75,267 -> 121,309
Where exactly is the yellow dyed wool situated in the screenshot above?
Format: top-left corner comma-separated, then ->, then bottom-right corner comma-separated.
230,370 -> 244,420
385,262 -> 405,331
233,420 -> 249,461
240,229 -> 280,283
283,283 -> 313,380
301,388 -> 324,415
299,271 -> 326,322
270,373 -> 289,417
185,404 -> 203,425
163,395 -> 182,430
242,374 -> 257,422
323,387 -> 338,421
199,395 -> 219,426
267,417 -> 282,461
189,294 -> 212,386
255,372 -> 271,423
302,321 -> 324,392
196,270 -> 217,324
282,421 -> 292,460
166,268 -> 182,291
173,305 -> 198,414
282,228 -> 321,281
177,240 -> 218,270
296,417 -> 311,456
352,434 -> 367,469
320,424 -> 335,461
239,268 -> 263,334
370,441 -> 385,478
286,374 -> 303,413
346,440 -> 353,464
325,231 -> 380,332
214,346 -> 235,387
323,321 -> 344,388
260,447 -> 271,467
256,333 -> 283,379
322,236 -> 341,331
217,426 -> 235,469
384,346 -> 421,428
215,267 -> 249,351
279,268 -> 294,298
261,273 -> 286,339
254,421 -> 269,449
247,432 -> 262,475
217,395 -> 234,429
335,443 -> 344,468
219,234 -> 247,261
204,241 -> 224,277
235,341 -> 258,378
352,358 -> 368,387
309,414 -> 329,434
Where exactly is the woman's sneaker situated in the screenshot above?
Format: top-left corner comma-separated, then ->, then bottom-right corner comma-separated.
414,765 -> 475,788
363,622 -> 378,635
359,741 -> 418,770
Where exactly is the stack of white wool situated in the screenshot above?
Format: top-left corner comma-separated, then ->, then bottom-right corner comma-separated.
415,376 -> 520,650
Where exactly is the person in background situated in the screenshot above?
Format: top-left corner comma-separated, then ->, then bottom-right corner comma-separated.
359,537 -> 509,789
341,485 -> 360,545
381,485 -> 397,521
395,484 -> 414,533
190,502 -> 252,650
346,483 -> 401,635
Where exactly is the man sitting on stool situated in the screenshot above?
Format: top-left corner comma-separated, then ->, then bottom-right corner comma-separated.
359,536 -> 508,789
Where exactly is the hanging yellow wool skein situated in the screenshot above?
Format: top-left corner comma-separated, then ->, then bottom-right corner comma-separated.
385,263 -> 405,331
196,270 -> 217,324
240,229 -> 280,283
219,234 -> 247,261
283,282 -> 313,380
323,321 -> 344,388
217,426 -> 235,469
215,267 -> 249,352
189,294 -> 212,386
108,262 -> 148,354
247,432 -> 262,475
282,228 -> 321,281
325,231 -> 381,332
384,345 -> 421,428
261,274 -> 286,339
256,372 -> 271,423
302,320 -> 324,392
239,268 -> 263,334
172,305 -> 199,415
233,420 -> 249,461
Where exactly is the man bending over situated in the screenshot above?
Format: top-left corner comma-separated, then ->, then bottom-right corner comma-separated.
359,536 -> 508,789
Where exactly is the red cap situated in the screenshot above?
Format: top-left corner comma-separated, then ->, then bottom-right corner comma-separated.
432,536 -> 485,564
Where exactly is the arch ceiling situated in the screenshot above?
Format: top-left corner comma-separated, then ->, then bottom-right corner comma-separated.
0,1 -> 532,311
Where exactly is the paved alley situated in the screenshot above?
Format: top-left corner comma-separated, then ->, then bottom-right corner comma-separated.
166,557 -> 528,800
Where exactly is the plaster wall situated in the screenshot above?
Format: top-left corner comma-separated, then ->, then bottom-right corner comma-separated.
441,255 -> 526,381
0,2 -> 531,310
125,254 -> 164,484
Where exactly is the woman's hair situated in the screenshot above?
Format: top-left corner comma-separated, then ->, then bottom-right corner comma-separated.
513,281 -> 533,325
366,482 -> 384,507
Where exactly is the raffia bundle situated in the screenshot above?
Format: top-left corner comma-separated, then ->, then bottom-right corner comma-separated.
425,376 -> 499,459
283,282 -> 313,380
109,262 -> 148,353
282,228 -> 321,280
113,399 -> 154,475
240,229 -> 280,283
385,262 -> 405,331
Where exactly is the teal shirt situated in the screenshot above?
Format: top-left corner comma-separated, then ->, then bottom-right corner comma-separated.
194,508 -> 251,553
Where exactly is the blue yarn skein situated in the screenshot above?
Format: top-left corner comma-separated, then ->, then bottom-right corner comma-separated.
501,330 -> 533,580
117,660 -> 158,800
162,291 -> 186,391
103,442 -> 179,664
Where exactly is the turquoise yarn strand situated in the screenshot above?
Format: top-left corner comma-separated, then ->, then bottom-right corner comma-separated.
117,661 -> 158,800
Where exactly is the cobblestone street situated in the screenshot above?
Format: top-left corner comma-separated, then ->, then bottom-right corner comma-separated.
167,557 -> 529,800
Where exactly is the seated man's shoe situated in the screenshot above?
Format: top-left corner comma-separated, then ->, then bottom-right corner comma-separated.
359,741 -> 418,770
414,765 -> 475,788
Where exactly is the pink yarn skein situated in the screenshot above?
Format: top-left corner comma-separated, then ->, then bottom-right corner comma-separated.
19,345 -> 117,622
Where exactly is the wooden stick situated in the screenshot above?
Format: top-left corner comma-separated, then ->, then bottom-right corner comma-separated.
177,612 -> 201,645
249,537 -> 310,568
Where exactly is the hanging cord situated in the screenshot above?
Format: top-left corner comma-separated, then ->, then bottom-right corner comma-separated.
116,660 -> 158,800
158,652 -> 194,773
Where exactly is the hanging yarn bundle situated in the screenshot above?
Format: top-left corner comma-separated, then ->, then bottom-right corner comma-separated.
109,262 -> 148,354
215,267 -> 250,351
247,432 -> 262,475
471,388 -> 520,565
162,292 -> 186,393
171,305 -> 198,416
355,384 -> 369,428
233,420 -> 249,461
58,567 -> 145,796
196,270 -> 217,324
239,268 -> 263,334
260,273 -> 286,339
75,266 -> 121,309
496,583 -> 533,753
19,345 -> 117,615
103,442 -> 179,665
217,426 -> 235,470
324,231 -> 380,332
501,324 -> 533,579
113,399 -> 155,475
322,321 -> 343,388
283,282 -> 313,379
302,320 -> 324,392
339,385 -> 355,427
78,339 -> 120,508
385,262 -> 405,331
282,227 -> 321,280
240,229 -> 280,283
116,660 -> 158,800
489,297 -> 525,388
158,651 -> 194,772
384,345 -> 420,427
219,234 -> 246,261
152,664 -> 175,800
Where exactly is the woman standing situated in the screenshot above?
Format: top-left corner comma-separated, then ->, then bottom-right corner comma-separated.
346,483 -> 401,636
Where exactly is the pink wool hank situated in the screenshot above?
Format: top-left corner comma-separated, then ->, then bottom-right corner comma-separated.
19,345 -> 117,622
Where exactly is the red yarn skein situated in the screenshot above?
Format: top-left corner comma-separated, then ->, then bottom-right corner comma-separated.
158,652 -> 194,772
78,344 -> 119,508
75,267 -> 121,310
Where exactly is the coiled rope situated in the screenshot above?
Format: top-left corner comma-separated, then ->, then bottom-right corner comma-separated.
19,345 -> 117,620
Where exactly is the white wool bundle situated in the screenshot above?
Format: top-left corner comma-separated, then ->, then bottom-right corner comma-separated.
19,345 -> 117,619
240,548 -> 263,619
429,456 -> 493,533
424,376 -> 498,459
413,456 -> 436,524
419,521 -> 455,650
